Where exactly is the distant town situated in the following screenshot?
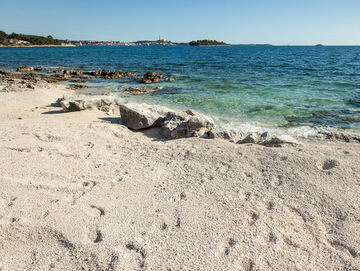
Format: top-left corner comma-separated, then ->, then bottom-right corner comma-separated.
69,37 -> 183,46
1,30 -> 274,47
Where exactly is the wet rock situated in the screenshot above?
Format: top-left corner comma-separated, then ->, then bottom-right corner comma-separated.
64,70 -> 83,77
17,66 -> 34,72
47,69 -> 62,74
122,86 -> 157,94
46,74 -> 72,83
34,67 -> 46,72
60,95 -> 115,113
69,79 -> 87,83
63,70 -> 71,75
137,71 -> 163,84
83,70 -> 133,79
66,84 -> 89,90
84,71 -> 101,76
120,102 -> 175,130
123,71 -> 134,77
100,69 -> 122,79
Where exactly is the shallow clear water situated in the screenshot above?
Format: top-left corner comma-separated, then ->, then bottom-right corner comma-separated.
1,45 -> 360,136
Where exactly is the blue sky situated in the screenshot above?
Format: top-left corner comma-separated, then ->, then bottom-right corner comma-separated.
1,0 -> 360,45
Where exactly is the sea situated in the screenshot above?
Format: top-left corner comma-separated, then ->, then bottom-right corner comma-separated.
1,45 -> 360,138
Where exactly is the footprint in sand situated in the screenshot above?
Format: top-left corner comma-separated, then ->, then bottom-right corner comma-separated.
216,238 -> 237,257
125,242 -> 146,269
94,229 -> 103,243
248,212 -> 259,226
89,205 -> 105,217
86,227 -> 104,243
84,205 -> 105,217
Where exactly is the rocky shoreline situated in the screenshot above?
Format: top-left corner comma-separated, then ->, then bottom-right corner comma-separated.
1,67 -> 359,144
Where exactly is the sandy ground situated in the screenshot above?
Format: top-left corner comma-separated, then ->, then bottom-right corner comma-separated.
0,84 -> 359,270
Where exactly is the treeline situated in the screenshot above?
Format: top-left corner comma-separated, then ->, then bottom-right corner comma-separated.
189,40 -> 228,46
0,30 -> 66,45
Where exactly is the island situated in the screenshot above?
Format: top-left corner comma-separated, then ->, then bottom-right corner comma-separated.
189,39 -> 229,46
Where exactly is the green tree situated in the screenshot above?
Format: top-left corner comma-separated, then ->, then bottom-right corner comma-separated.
0,30 -> 7,43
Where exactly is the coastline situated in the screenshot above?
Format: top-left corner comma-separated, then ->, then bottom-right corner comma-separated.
1,67 -> 359,144
1,46 -> 359,141
1,76 -> 360,269
0,44 -> 76,48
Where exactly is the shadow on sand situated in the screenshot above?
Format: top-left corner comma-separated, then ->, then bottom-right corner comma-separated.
98,117 -> 168,142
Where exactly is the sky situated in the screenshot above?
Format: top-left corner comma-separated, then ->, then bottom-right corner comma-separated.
1,0 -> 360,45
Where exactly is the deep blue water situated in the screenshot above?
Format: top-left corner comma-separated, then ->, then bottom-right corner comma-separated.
1,45 -> 360,136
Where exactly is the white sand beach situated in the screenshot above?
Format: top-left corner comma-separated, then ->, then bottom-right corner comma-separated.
0,83 -> 359,270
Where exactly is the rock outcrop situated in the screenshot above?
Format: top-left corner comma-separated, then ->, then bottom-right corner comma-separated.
83,69 -> 133,79
1,78 -> 51,92
119,103 -> 175,130
99,69 -> 122,79
317,131 -> 360,143
236,132 -> 301,147
209,126 -> 245,142
1,70 -> 52,91
66,84 -> 89,90
17,66 -> 34,72
163,111 -> 215,138
46,74 -> 72,83
237,132 -> 262,144
59,95 -> 115,113
261,135 -> 302,147
137,71 -> 163,84
122,86 -> 158,95
64,70 -> 83,77
34,67 -> 46,72
119,102 -> 215,138
47,69 -> 62,74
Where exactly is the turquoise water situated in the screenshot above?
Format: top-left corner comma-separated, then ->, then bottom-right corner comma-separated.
1,46 -> 360,136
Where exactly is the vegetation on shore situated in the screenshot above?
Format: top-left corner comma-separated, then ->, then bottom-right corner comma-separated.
189,40 -> 229,46
0,30 -> 67,46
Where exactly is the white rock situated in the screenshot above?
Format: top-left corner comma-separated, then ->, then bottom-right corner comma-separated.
119,102 -> 178,130
237,133 -> 261,144
60,95 -> 115,112
163,111 -> 215,138
261,135 -> 302,147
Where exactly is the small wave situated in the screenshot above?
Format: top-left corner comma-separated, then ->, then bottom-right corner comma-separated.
214,119 -> 360,140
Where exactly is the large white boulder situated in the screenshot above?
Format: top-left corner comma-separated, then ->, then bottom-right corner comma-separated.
119,102 -> 177,130
119,102 -> 216,138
